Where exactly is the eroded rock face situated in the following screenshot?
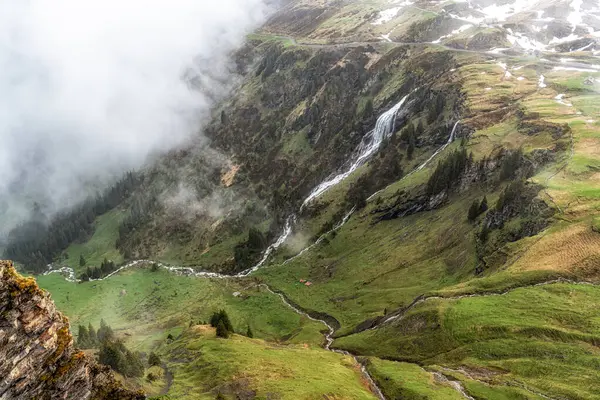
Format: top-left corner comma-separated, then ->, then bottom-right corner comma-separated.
0,260 -> 145,400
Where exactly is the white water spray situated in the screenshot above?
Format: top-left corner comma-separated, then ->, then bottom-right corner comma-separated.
367,121 -> 459,201
45,94 -> 414,281
240,93 -> 412,272
301,94 -> 411,209
283,206 -> 356,264
237,215 -> 296,276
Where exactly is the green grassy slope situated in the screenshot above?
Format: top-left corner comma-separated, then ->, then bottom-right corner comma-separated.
336,283 -> 600,399
36,269 -> 324,349
30,13 -> 600,399
159,327 -> 377,399
62,208 -> 126,273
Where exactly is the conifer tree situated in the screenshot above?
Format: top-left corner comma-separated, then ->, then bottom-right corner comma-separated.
77,325 -> 90,348
88,323 -> 98,346
216,320 -> 229,338
246,325 -> 254,338
148,352 -> 161,367
468,200 -> 480,222
479,196 -> 488,213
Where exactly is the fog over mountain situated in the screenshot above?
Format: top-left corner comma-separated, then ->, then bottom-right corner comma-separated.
0,0 -> 268,239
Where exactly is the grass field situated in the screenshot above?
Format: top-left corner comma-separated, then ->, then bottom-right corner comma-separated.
336,283 -> 600,399
36,268 -> 332,397
36,269 -> 325,350
158,326 -> 377,399
26,42 -> 600,400
62,208 -> 126,273
365,358 -> 465,400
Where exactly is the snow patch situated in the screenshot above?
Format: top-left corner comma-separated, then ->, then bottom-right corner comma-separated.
372,7 -> 402,25
555,93 -> 573,107
431,24 -> 473,44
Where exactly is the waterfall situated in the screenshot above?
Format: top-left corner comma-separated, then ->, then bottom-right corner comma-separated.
367,120 -> 459,201
301,93 -> 411,209
236,215 -> 296,277
413,120 -> 460,173
239,94 -> 412,272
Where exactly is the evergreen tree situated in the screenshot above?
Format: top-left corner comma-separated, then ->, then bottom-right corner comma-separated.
407,137 -> 415,160
98,341 -> 126,374
246,325 -> 254,338
77,325 -> 90,348
210,310 -> 234,333
480,224 -> 490,242
216,320 -> 229,338
479,196 -> 488,213
79,254 -> 86,267
148,352 -> 161,367
426,148 -> 470,196
88,323 -> 98,347
468,200 -> 481,222
125,350 -> 144,378
97,319 -> 114,343
247,228 -> 267,250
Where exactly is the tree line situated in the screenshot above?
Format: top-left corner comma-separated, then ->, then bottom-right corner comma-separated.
4,173 -> 140,273
77,319 -> 146,378
79,258 -> 118,281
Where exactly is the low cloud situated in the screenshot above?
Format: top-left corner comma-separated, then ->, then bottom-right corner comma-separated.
0,0 -> 269,238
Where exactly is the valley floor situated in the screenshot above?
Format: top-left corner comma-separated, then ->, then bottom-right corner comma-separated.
31,9 -> 600,400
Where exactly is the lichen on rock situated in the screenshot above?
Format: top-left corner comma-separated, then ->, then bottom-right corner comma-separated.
0,260 -> 145,400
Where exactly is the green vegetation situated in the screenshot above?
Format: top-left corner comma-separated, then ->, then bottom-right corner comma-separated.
15,12 -> 600,399
36,269 -> 324,350
5,173 -> 138,273
366,358 -> 464,400
65,208 -> 126,273
336,283 -> 600,399
157,327 -> 377,399
210,310 -> 234,338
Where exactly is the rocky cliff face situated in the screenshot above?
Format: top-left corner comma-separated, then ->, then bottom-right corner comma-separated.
0,260 -> 145,400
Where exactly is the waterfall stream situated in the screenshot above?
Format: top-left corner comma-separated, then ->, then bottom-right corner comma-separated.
301,93 -> 411,209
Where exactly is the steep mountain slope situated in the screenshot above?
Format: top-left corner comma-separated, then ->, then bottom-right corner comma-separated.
0,261 -> 144,400
6,0 -> 600,398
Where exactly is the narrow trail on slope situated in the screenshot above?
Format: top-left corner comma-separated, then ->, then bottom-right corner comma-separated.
265,34 -> 600,72
368,278 -> 600,330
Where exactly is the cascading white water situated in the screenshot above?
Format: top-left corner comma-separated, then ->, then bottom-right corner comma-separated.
283,206 -> 356,265
301,93 -> 411,209
239,93 -> 412,272
413,120 -> 460,173
236,214 -> 296,276
46,94 -> 413,282
367,120 -> 460,201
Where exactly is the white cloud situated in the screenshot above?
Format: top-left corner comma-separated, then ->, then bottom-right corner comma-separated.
0,0 -> 268,236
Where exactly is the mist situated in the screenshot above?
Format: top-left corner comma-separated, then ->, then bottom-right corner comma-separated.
0,0 -> 269,239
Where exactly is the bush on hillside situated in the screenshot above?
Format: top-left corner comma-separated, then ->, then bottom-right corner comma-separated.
234,227 -> 268,269
467,196 -> 488,222
216,320 -> 230,339
148,352 -> 161,367
210,310 -> 234,334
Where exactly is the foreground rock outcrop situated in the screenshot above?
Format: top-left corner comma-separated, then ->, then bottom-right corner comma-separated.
0,260 -> 145,400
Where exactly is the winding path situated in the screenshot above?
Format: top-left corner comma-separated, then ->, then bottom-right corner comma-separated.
266,33 -> 600,72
